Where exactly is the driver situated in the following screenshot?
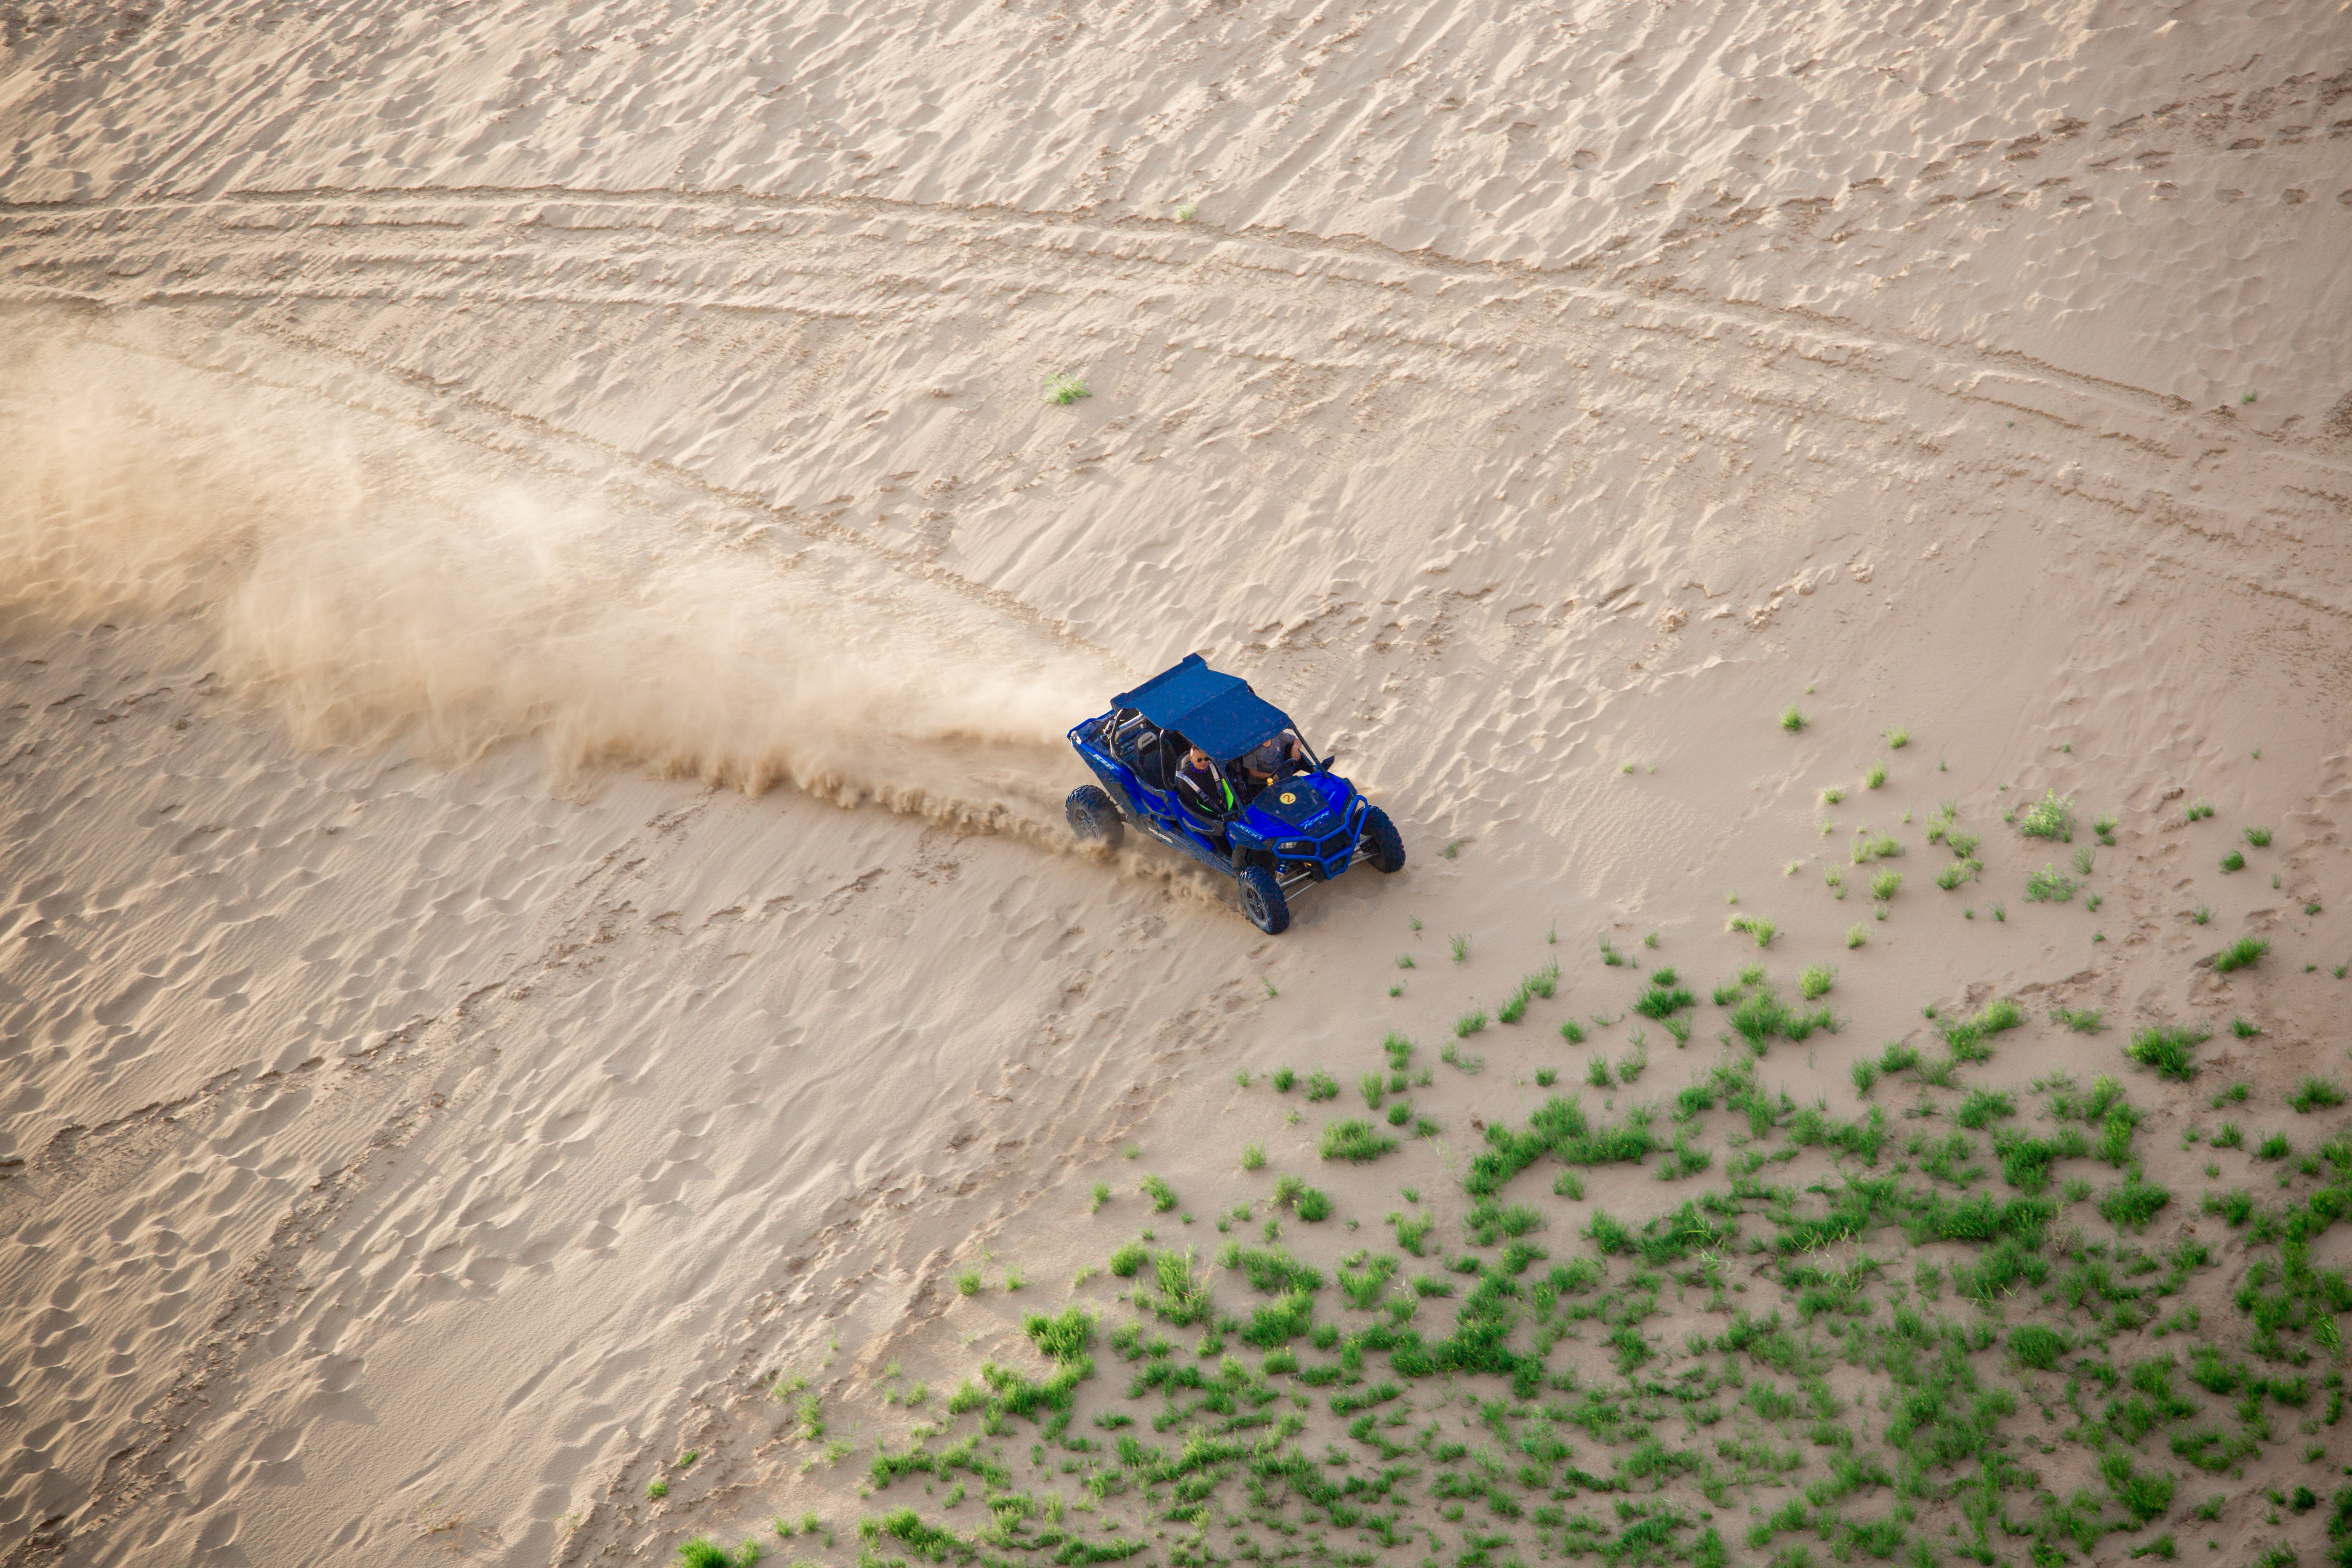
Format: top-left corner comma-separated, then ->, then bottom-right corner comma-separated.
1175,743 -> 1239,830
1240,731 -> 1305,788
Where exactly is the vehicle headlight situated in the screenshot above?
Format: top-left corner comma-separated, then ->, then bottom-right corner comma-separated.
1279,839 -> 1313,854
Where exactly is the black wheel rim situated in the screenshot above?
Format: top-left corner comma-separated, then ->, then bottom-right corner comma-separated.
1243,880 -> 1268,926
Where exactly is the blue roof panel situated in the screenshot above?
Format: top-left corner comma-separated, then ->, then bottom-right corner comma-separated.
1113,654 -> 1293,762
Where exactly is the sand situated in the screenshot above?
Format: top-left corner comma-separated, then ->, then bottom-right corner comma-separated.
4,2 -> 2352,1565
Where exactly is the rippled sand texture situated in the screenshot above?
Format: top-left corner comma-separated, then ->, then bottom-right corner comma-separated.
4,1 -> 2351,1565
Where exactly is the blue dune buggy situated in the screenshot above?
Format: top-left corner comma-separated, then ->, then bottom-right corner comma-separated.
1065,654 -> 1405,933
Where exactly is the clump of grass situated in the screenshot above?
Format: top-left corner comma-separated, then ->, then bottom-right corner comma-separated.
2190,905 -> 2213,926
1598,934 -> 1626,966
2093,814 -> 2119,844
1822,786 -> 1846,805
2123,1023 -> 2210,1081
1586,1057 -> 1612,1088
1798,965 -> 1836,1000
1449,933 -> 1470,963
1991,902 -> 2007,922
1318,1119 -> 1400,1162
2257,1132 -> 2292,1161
2288,1077 -> 2346,1113
1270,1067 -> 1296,1091
1851,832 -> 1903,863
1847,924 -> 1868,949
1043,372 -> 1091,405
1395,953 -> 1415,969
1851,1059 -> 1879,1095
1825,865 -> 1846,898
2231,1016 -> 2260,1039
2243,825 -> 2272,848
1303,1069 -> 1340,1100
2220,849 -> 2246,873
1935,859 -> 1980,891
1454,1009 -> 1488,1038
1633,971 -> 1696,1018
956,1267 -> 984,1295
1439,1041 -> 1483,1074
1559,1019 -> 1587,1044
1534,1067 -> 1557,1087
2070,845 -> 2095,876
1871,870 -> 1903,901
1780,705 -> 1806,733
1175,200 -> 1199,221
1865,762 -> 1888,789
2017,790 -> 2074,841
1941,997 -> 2024,1060
2185,799 -> 2214,822
2098,1173 -> 2172,1231
1090,1181 -> 1111,1211
1140,1174 -> 1179,1211
2211,935 -> 2268,974
1887,725 -> 1910,748
1880,1041 -> 1919,1074
1241,1143 -> 1265,1172
1727,914 -> 1777,948
2051,1007 -> 2106,1033
2025,864 -> 2078,902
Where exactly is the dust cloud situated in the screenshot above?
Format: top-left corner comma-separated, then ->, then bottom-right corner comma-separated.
0,328 -> 1113,830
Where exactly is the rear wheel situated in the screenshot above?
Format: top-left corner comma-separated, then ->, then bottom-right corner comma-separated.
1363,806 -> 1406,873
1238,865 -> 1291,934
1066,785 -> 1124,849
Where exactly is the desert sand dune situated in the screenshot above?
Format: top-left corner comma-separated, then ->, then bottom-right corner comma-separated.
5,1 -> 2352,1565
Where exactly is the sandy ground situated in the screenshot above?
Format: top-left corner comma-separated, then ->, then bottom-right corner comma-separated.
5,2 -> 2352,1565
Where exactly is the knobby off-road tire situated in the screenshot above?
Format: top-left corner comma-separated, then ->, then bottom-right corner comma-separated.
1238,865 -> 1290,935
1065,785 -> 1124,850
1363,806 -> 1406,873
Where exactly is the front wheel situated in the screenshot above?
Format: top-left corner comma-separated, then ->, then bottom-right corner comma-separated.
1362,806 -> 1406,873
1066,785 -> 1124,850
1237,865 -> 1291,935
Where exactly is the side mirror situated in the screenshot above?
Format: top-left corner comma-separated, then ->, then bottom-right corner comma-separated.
1320,749 -> 1340,766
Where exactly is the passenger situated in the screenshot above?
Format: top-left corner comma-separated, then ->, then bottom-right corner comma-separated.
1175,743 -> 1239,831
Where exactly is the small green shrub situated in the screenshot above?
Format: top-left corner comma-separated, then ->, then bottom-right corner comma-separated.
2221,849 -> 2246,873
1846,924 -> 1867,948
1886,726 -> 1909,748
1319,1119 -> 1399,1163
1780,705 -> 1806,733
1271,1067 -> 1296,1091
1870,870 -> 1902,901
1140,1174 -> 1178,1211
1560,1019 -> 1587,1044
1851,1059 -> 1879,1095
2011,1324 -> 2069,1370
2098,1175 -> 2170,1231
2288,1078 -> 2345,1113
2025,864 -> 2077,902
2124,1024 -> 2209,1081
1043,372 -> 1091,405
2212,936 -> 2268,973
2018,790 -> 2075,841
2184,799 -> 2213,822
1109,1241 -> 1148,1277
2243,825 -> 2272,847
